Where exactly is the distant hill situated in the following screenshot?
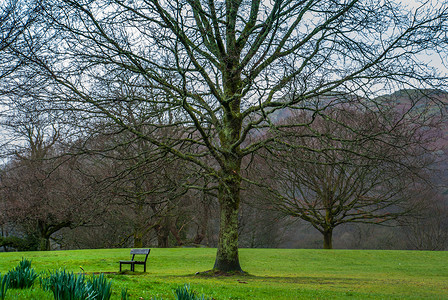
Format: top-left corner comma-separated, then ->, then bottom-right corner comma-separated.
371,89 -> 448,193
266,89 -> 448,190
386,89 -> 448,150
270,89 -> 448,147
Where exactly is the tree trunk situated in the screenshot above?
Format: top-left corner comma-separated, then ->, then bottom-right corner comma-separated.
323,206 -> 334,249
157,235 -> 168,248
213,168 -> 242,272
38,237 -> 51,251
1,227 -> 7,252
134,201 -> 144,248
323,228 -> 333,249
213,58 -> 243,272
37,222 -> 51,251
192,226 -> 205,245
133,228 -> 143,248
170,226 -> 184,246
155,224 -> 170,248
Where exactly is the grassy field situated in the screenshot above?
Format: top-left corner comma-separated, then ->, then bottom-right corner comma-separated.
0,248 -> 447,299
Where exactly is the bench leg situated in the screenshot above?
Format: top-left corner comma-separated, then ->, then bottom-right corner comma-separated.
131,263 -> 135,272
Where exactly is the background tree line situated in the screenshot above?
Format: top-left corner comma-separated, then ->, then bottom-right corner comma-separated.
1,88 -> 446,252
0,0 -> 447,273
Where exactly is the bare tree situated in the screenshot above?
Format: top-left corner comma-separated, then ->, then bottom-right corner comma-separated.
81,129 -> 193,248
63,72 -> 206,248
0,95 -> 98,250
262,105 -> 437,249
0,153 -> 98,250
15,0 -> 448,271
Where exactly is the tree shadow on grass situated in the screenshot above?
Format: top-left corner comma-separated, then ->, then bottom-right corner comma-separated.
175,272 -> 373,286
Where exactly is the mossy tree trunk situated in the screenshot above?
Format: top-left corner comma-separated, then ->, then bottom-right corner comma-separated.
214,164 -> 243,271
37,221 -> 71,251
37,222 -> 52,251
212,45 -> 244,270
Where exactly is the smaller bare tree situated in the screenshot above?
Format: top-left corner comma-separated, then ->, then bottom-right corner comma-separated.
263,105 -> 435,249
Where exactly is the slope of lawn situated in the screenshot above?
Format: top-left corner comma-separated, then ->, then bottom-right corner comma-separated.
0,248 -> 447,299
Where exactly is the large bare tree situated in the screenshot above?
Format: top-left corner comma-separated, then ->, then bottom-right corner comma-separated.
15,0 -> 448,271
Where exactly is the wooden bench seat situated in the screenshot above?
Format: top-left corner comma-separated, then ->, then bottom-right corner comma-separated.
119,248 -> 151,272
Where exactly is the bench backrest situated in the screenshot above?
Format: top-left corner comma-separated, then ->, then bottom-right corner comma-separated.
130,249 -> 150,262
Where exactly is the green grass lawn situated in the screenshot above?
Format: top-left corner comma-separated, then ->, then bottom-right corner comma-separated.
0,248 -> 447,299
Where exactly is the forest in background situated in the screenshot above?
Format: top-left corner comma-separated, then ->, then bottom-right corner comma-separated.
0,1 -> 448,274
1,89 -> 447,252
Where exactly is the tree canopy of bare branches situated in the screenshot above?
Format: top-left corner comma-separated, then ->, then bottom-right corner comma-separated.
7,0 -> 448,271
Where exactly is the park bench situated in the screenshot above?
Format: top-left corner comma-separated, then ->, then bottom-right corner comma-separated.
119,248 -> 151,272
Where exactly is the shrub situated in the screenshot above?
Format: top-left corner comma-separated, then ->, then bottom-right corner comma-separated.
0,273 -> 9,300
0,235 -> 40,251
40,269 -> 96,300
7,258 -> 39,289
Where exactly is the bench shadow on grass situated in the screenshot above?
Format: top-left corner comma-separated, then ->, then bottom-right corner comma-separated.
89,271 -> 148,276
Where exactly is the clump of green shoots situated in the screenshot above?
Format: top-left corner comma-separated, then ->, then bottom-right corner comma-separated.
41,269 -> 114,300
41,269 -> 95,300
87,273 -> 112,300
7,258 -> 39,289
174,284 -> 211,300
121,288 -> 129,300
0,273 -> 9,300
